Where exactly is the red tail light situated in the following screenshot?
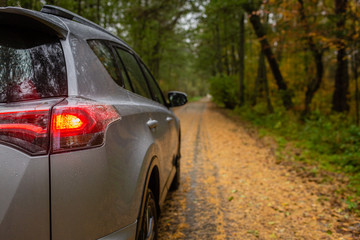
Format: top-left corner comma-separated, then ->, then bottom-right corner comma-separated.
0,103 -> 53,155
54,114 -> 85,130
0,98 -> 120,155
51,99 -> 120,153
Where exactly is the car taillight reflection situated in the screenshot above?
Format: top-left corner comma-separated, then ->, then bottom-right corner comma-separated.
0,99 -> 120,155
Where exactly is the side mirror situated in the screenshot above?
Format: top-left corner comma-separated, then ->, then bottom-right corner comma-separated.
168,91 -> 187,107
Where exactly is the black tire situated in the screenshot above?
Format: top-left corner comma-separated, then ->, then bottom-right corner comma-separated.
169,157 -> 180,191
138,189 -> 158,240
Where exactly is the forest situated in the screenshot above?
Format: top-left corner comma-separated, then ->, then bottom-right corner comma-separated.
1,0 -> 360,198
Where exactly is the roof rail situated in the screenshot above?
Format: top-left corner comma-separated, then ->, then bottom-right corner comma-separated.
40,5 -> 126,44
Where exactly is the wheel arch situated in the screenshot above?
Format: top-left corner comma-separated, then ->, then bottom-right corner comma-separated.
148,165 -> 160,212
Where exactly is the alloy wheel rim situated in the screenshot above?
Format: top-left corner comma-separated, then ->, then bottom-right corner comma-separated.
144,199 -> 155,240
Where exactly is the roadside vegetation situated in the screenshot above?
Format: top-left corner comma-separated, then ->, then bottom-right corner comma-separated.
203,0 -> 360,208
235,103 -> 360,206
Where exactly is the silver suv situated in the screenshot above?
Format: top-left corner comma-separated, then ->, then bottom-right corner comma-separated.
0,5 -> 187,240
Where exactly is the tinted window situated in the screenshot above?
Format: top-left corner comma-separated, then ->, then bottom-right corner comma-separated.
88,40 -> 122,86
112,47 -> 133,91
141,63 -> 165,105
0,26 -> 67,103
116,48 -> 152,99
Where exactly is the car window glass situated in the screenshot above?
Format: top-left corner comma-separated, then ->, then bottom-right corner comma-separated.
112,48 -> 133,91
115,48 -> 152,99
120,67 -> 133,91
141,63 -> 165,105
0,26 -> 67,103
88,40 -> 122,86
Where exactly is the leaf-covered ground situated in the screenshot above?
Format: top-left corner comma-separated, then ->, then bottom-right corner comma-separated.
158,99 -> 360,239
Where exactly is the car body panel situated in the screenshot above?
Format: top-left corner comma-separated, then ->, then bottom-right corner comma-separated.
0,145 -> 50,240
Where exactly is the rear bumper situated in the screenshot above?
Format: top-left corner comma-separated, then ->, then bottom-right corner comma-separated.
98,221 -> 137,240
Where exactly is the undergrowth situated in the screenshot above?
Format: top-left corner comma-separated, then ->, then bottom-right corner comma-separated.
233,102 -> 360,200
188,96 -> 203,102
209,75 -> 238,109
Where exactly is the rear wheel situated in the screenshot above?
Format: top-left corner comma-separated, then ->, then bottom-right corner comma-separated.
138,189 -> 158,240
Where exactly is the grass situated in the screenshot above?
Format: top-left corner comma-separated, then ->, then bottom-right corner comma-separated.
233,102 -> 360,201
187,96 -> 203,102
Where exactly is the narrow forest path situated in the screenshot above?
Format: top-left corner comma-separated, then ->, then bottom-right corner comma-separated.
158,99 -> 360,239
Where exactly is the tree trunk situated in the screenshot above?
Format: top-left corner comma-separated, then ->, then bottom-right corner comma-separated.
151,39 -> 161,79
238,12 -> 245,106
332,0 -> 350,112
152,45 -> 160,79
215,23 -> 223,75
262,54 -> 274,113
248,13 -> 293,109
223,18 -> 230,76
97,0 -> 100,24
231,43 -> 237,75
298,0 -> 324,116
352,49 -> 360,125
224,47 -> 230,75
303,51 -> 323,115
252,50 -> 274,113
77,0 -> 82,15
332,44 -> 350,112
252,51 -> 263,106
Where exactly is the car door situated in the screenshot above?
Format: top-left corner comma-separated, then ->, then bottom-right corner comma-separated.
114,46 -> 174,193
139,61 -> 178,183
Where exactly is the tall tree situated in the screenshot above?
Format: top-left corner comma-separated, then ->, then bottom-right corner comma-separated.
332,0 -> 350,112
350,0 -> 360,124
298,0 -> 325,116
238,11 -> 245,106
214,17 -> 223,74
77,0 -> 81,15
252,50 -> 274,113
351,47 -> 360,125
242,1 -> 293,109
121,0 -> 191,79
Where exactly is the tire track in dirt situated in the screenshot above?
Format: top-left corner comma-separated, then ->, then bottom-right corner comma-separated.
158,99 -> 360,239
182,101 -> 227,239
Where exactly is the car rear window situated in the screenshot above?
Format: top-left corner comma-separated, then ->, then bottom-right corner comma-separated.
0,26 -> 67,103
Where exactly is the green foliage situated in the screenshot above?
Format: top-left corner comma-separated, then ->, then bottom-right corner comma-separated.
235,104 -> 360,194
209,75 -> 238,109
188,96 -> 202,102
345,197 -> 359,211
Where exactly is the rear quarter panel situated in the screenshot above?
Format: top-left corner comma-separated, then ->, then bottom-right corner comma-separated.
0,146 -> 50,240
50,95 -> 170,240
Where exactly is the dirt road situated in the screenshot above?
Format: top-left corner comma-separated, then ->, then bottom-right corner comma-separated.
158,99 -> 360,239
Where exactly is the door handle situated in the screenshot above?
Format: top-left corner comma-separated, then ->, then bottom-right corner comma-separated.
166,117 -> 173,122
147,119 -> 158,129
